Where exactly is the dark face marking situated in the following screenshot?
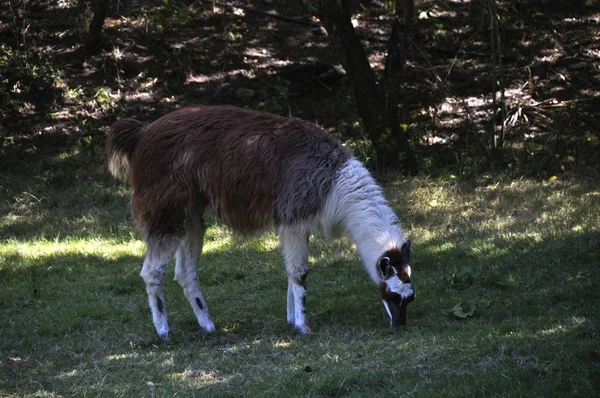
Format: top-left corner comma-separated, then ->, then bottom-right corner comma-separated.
195,297 -> 204,310
378,240 -> 411,280
379,282 -> 415,326
378,240 -> 415,327
298,272 -> 308,289
156,297 -> 164,313
385,290 -> 414,326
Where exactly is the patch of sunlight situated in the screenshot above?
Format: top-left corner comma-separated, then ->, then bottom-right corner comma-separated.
274,340 -> 292,349
485,216 -> 515,232
471,240 -> 507,257
30,390 -> 57,397
215,344 -> 245,354
169,368 -> 231,387
244,47 -> 272,58
57,369 -> 81,379
0,238 -> 145,263
257,233 -> 279,252
409,229 -> 441,244
310,239 -> 356,261
222,323 -> 242,333
538,317 -> 587,337
205,223 -> 233,238
547,189 -> 566,200
428,198 -> 440,207
427,241 -> 456,254
186,69 -> 256,85
243,232 -> 279,253
106,353 -> 138,361
203,234 -> 233,253
538,324 -> 570,337
524,231 -> 543,242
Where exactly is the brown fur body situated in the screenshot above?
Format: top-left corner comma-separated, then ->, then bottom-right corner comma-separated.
107,105 -> 351,238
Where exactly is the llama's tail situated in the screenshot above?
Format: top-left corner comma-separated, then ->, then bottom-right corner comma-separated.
106,118 -> 144,181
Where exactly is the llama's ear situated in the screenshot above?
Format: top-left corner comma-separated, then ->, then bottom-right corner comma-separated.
379,256 -> 391,277
400,240 -> 411,264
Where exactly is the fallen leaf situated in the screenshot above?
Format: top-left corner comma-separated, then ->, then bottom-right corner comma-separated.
448,302 -> 476,319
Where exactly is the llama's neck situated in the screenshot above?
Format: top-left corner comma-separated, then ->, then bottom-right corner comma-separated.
321,158 -> 405,283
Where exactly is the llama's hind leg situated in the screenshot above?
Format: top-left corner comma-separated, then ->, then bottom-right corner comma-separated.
279,225 -> 310,334
174,217 -> 215,333
140,236 -> 179,339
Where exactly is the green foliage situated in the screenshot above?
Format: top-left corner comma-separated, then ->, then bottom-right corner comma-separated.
445,265 -> 474,287
0,44 -> 62,119
445,299 -> 492,319
447,301 -> 476,318
141,0 -> 199,32
254,78 -> 291,116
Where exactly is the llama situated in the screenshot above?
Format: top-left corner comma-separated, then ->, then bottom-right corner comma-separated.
106,105 -> 415,337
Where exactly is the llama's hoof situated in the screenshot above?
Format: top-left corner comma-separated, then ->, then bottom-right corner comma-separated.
294,324 -> 312,335
203,321 -> 216,333
156,325 -> 169,340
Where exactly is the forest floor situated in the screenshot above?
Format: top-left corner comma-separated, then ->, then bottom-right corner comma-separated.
1,0 -> 599,175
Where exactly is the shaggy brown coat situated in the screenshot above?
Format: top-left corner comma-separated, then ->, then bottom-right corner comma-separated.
107,105 -> 351,238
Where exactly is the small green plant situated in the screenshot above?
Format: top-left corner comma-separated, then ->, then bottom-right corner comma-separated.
445,299 -> 492,319
446,301 -> 476,318
445,265 -> 474,286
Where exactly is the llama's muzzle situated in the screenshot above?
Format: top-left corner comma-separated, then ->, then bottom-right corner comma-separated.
380,280 -> 415,327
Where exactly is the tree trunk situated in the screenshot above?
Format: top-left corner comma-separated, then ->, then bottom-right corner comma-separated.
304,0 -> 417,172
85,0 -> 110,51
379,0 -> 417,171
488,0 -> 506,167
305,1 -> 383,139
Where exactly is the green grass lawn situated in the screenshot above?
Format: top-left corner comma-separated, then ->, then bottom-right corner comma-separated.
1,162 -> 599,397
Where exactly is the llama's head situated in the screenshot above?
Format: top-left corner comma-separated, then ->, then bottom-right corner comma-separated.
378,240 -> 415,327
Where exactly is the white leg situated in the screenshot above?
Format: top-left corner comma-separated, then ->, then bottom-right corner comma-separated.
140,236 -> 179,339
287,280 -> 295,325
174,217 -> 215,333
279,225 -> 310,334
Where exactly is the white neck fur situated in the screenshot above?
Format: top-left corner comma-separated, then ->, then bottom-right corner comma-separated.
319,158 -> 405,283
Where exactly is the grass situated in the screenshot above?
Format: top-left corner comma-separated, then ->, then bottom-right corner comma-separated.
1,160 -> 599,397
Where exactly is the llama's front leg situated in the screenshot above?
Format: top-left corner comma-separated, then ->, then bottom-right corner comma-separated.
279,226 -> 310,334
287,281 -> 295,326
140,237 -> 178,339
174,219 -> 215,333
